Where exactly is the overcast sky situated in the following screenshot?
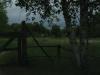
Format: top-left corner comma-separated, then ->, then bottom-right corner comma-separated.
6,0 -> 65,28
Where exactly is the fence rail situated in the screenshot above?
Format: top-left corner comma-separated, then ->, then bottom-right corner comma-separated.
0,32 -> 19,37
0,21 -> 63,65
0,32 -> 62,65
0,45 -> 61,52
0,44 -> 62,65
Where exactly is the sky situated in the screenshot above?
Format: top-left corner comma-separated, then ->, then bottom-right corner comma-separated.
6,0 -> 65,28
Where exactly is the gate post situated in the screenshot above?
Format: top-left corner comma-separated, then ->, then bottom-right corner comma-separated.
57,45 -> 61,64
17,21 -> 28,65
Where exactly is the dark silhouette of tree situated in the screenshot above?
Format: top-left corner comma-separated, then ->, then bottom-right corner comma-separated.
92,12 -> 100,37
0,1 -> 8,32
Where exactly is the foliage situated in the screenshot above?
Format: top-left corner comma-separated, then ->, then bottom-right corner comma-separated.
32,22 -> 50,37
10,22 -> 50,37
0,2 -> 8,32
12,0 -> 100,38
9,22 -> 67,37
92,12 -> 100,37
3,0 -> 100,29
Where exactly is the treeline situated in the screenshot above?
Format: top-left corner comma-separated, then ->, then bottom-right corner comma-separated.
6,22 -> 66,37
1,21 -> 100,38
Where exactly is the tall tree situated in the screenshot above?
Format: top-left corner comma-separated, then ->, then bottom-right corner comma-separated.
80,0 -> 100,68
79,0 -> 89,70
0,1 -> 8,31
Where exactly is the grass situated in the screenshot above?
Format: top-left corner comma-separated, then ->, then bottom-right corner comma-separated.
0,51 -> 17,64
0,37 -> 100,62
0,37 -> 100,75
0,37 -> 69,64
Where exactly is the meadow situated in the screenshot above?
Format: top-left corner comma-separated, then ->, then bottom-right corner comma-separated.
0,37 -> 100,75
0,37 -> 69,64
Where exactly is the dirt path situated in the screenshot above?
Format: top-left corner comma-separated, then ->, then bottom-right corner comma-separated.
0,63 -> 80,75
0,66 -> 56,75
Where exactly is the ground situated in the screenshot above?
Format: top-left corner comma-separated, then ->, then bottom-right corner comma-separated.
0,37 -> 100,75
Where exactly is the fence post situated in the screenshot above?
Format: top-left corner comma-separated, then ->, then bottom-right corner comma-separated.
17,21 -> 28,65
57,45 -> 61,64
17,36 -> 22,65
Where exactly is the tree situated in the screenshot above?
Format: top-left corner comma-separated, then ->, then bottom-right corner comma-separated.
79,0 -> 100,69
0,1 -> 8,32
92,12 -> 100,37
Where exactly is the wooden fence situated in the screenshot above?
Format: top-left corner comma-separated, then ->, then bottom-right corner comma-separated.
0,21 -> 62,65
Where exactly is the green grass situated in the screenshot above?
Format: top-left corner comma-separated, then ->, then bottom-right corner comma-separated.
0,37 -> 69,64
27,37 -> 69,46
0,37 -> 100,63
0,51 -> 17,64
89,42 -> 100,57
0,37 -> 100,75
0,37 -> 100,67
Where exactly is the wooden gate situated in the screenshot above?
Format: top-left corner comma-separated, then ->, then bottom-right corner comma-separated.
0,21 -> 61,66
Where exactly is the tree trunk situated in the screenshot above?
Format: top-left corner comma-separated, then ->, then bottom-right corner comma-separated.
61,0 -> 81,67
61,0 -> 89,69
80,0 -> 89,69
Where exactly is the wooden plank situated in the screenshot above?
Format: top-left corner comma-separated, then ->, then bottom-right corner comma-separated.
0,45 -> 59,53
0,38 -> 15,52
17,21 -> 28,65
17,37 -> 22,65
57,45 -> 61,63
0,32 -> 30,38
0,48 -> 17,51
28,45 -> 58,48
21,33 -> 28,65
0,32 -> 19,37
